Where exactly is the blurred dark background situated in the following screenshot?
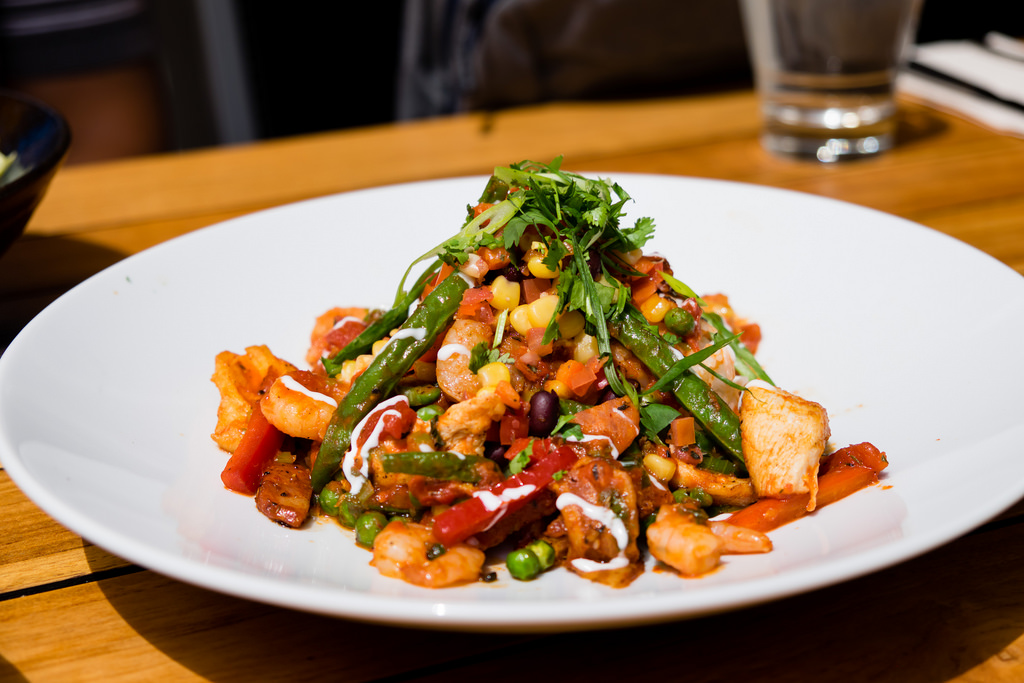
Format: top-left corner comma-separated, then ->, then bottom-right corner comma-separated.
0,0 -> 1020,165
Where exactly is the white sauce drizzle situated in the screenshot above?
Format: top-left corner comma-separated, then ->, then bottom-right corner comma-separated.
571,556 -> 631,572
474,485 -> 537,512
564,433 -> 620,459
408,300 -> 420,317
340,395 -> 410,492
278,375 -> 337,408
437,343 -> 471,361
390,327 -> 427,342
556,492 -> 633,573
556,493 -> 629,551
331,316 -> 364,331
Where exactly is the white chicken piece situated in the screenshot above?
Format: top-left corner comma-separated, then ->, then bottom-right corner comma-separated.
739,382 -> 830,511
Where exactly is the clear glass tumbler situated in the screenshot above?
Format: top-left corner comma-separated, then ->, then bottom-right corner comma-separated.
740,0 -> 923,162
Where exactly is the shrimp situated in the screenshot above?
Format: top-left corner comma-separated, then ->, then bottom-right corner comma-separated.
305,306 -> 369,367
646,503 -> 771,577
692,342 -> 742,413
371,520 -> 485,588
551,455 -> 643,588
436,390 -> 505,456
436,319 -> 493,402
260,370 -> 343,441
211,345 -> 296,452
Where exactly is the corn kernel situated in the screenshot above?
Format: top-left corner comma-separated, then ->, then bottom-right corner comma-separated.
490,275 -> 521,310
619,248 -> 643,265
477,361 -> 511,388
573,333 -> 599,363
510,304 -> 533,335
527,294 -> 560,328
544,379 -> 572,399
527,256 -> 559,279
640,295 -> 674,324
557,310 -> 585,339
527,241 -> 560,278
371,338 -> 390,355
643,452 -> 677,483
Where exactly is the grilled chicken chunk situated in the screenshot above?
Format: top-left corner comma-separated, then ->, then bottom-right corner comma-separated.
739,382 -> 830,511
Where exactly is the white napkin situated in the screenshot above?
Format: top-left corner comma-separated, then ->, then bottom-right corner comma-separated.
897,33 -> 1024,138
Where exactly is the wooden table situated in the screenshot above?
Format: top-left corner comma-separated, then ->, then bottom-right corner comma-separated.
3,90 -> 1024,681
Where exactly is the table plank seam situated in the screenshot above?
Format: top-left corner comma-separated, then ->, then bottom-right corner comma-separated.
0,564 -> 145,603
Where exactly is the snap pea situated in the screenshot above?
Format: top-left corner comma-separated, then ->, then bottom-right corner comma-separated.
609,312 -> 743,462
311,271 -> 470,492
377,451 -> 492,483
321,261 -> 442,376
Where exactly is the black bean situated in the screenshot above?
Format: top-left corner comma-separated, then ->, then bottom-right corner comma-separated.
599,387 -> 619,404
484,442 -> 507,465
529,390 -> 559,436
502,263 -> 526,283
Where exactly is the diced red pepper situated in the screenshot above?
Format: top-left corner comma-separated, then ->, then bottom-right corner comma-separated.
433,439 -> 578,546
221,402 -> 285,495
499,408 -> 530,445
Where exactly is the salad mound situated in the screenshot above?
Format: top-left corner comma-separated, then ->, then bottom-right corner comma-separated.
211,158 -> 886,588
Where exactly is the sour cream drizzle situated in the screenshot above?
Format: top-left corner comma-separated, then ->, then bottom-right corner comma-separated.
279,375 -> 337,408
555,492 -> 631,574
474,484 -> 537,531
341,395 -> 410,493
390,327 -> 427,342
331,316 -> 364,331
564,433 -> 619,459
437,343 -> 471,361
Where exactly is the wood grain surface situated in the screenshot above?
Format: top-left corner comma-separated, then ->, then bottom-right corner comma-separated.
2,90 -> 1023,681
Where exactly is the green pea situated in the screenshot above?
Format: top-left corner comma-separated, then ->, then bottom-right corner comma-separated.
507,548 -> 542,581
319,484 -> 343,517
337,498 -> 360,529
355,511 -> 389,547
403,384 -> 443,407
416,403 -> 444,422
525,540 -> 555,570
664,307 -> 696,336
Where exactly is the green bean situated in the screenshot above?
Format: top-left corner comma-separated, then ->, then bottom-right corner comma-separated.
377,451 -> 492,483
311,271 -> 470,493
402,384 -> 442,407
416,403 -> 444,422
609,312 -> 743,462
321,261 -> 442,376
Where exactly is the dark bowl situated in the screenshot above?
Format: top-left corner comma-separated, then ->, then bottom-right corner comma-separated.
0,90 -> 72,258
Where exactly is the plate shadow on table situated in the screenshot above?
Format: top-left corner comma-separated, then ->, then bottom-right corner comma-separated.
0,236 -> 128,352
86,517 -> 1024,683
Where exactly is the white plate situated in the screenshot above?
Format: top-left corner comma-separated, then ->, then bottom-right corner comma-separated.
4,175 -> 1024,632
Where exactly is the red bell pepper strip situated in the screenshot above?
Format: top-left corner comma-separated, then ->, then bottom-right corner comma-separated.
728,442 -> 888,533
433,440 -> 578,546
220,402 -> 284,495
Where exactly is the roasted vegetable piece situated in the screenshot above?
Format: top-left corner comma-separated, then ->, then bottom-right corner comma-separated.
432,439 -> 579,546
220,402 -> 285,495
311,270 -> 470,492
